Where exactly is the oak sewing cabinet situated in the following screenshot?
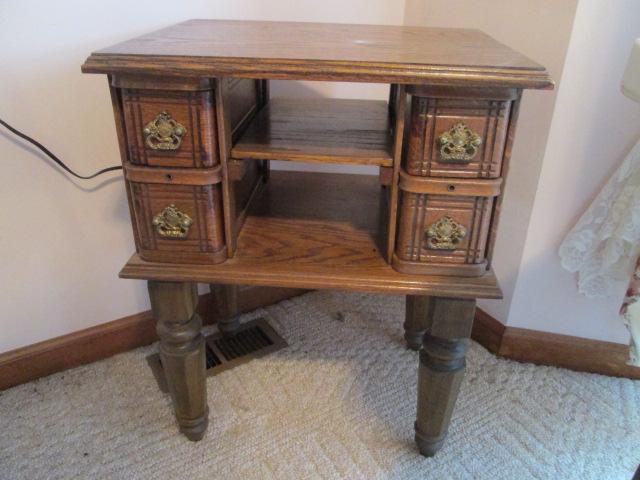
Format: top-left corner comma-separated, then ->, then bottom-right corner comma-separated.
82,19 -> 552,456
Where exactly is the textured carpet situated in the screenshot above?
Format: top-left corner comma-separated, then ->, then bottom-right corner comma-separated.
1,291 -> 639,480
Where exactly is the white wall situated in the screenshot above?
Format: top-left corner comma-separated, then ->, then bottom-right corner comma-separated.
508,0 -> 640,344
405,0 -> 578,323
5,0 -> 632,354
0,0 -> 403,353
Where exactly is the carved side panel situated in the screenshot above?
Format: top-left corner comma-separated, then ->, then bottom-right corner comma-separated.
221,77 -> 261,142
216,78 -> 268,253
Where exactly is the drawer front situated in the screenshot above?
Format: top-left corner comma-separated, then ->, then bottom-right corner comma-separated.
121,89 -> 218,168
128,181 -> 227,264
405,95 -> 512,179
392,173 -> 499,276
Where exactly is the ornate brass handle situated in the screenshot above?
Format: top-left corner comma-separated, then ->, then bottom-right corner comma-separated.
143,112 -> 186,151
438,122 -> 482,163
425,216 -> 467,250
152,204 -> 193,239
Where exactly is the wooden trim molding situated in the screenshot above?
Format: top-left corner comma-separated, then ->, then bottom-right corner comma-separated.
399,171 -> 503,197
2,295 -> 638,392
471,308 -> 640,380
471,307 -> 505,354
124,163 -> 223,186
0,286 -> 306,391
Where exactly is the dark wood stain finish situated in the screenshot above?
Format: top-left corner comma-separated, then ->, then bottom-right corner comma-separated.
148,281 -> 208,441
209,284 -> 241,335
404,295 -> 433,350
82,19 -> 553,455
415,297 -> 476,456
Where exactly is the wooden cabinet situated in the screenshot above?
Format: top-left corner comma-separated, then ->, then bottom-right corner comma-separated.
113,78 -> 226,263
112,76 -> 266,264
83,19 -> 551,456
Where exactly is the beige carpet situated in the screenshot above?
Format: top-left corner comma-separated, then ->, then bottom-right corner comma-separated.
1,291 -> 639,480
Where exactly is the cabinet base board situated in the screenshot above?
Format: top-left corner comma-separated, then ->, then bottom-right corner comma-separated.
1,295 -> 637,392
0,286 -> 306,391
473,308 -> 640,380
392,254 -> 488,277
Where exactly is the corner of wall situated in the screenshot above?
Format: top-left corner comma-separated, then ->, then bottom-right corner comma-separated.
402,0 -> 428,27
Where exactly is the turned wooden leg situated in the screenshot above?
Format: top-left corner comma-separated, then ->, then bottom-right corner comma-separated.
415,297 -> 475,457
404,296 -> 434,350
209,284 -> 240,336
148,281 -> 209,441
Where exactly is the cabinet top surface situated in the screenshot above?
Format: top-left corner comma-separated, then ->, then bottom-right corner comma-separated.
82,19 -> 552,88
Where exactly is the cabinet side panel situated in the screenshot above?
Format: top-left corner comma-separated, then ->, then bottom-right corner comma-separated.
108,78 -> 140,252
222,78 -> 261,142
485,92 -> 522,267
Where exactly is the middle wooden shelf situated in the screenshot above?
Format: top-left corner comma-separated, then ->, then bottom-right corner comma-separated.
230,98 -> 394,166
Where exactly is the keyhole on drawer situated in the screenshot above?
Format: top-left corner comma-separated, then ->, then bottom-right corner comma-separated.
447,184 -> 456,192
165,174 -> 173,182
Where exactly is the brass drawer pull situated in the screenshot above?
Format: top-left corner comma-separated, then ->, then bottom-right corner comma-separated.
438,122 -> 482,163
426,216 -> 467,250
143,112 -> 186,151
152,204 -> 193,239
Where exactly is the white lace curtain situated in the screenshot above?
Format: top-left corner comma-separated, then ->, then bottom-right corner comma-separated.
559,138 -> 640,366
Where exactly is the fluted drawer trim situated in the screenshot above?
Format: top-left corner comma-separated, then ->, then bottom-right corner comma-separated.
399,170 -> 502,197
124,163 -> 223,186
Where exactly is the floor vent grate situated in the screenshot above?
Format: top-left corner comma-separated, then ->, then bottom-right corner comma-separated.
147,317 -> 287,393
205,345 -> 223,369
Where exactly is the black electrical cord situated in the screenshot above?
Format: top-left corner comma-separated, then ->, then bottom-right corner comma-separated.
0,117 -> 122,180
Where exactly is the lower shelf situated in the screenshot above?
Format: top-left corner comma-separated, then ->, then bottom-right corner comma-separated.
121,171 -> 502,299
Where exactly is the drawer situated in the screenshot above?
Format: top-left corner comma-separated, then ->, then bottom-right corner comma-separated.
392,171 -> 501,276
405,87 -> 518,179
120,82 -> 218,168
125,165 -> 227,264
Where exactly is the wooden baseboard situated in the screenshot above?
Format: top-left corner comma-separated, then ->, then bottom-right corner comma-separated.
2,293 -> 637,391
472,308 -> 640,380
0,286 -> 306,391
471,307 -> 506,355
